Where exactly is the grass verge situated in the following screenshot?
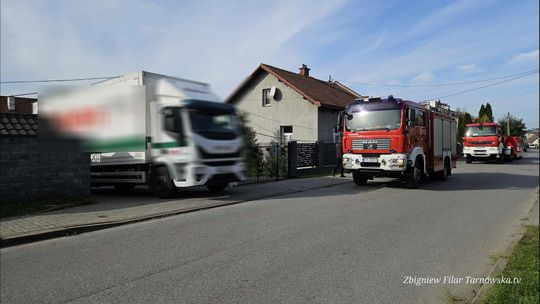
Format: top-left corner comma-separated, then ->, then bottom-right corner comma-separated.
479,225 -> 539,304
0,198 -> 96,219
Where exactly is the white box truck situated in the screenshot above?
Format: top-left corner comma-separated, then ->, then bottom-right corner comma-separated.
40,71 -> 245,197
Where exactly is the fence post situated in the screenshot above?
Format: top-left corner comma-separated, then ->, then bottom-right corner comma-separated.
287,141 -> 298,178
275,143 -> 279,181
256,148 -> 260,182
317,140 -> 324,171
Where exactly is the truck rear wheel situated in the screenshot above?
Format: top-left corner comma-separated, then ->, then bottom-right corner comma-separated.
405,159 -> 423,189
151,166 -> 177,198
352,171 -> 368,185
505,149 -> 514,162
436,158 -> 450,181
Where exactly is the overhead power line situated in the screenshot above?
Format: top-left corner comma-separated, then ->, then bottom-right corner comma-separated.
435,70 -> 539,99
338,68 -> 539,88
0,76 -> 119,84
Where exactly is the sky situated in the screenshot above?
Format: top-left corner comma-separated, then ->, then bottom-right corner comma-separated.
1,0 -> 539,128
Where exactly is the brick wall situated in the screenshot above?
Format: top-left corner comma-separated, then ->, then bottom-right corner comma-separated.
0,96 -> 36,114
0,136 -> 90,203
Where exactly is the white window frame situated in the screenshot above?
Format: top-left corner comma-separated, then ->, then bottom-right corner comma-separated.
262,88 -> 271,107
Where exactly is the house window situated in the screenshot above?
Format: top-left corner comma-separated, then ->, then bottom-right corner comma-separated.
262,88 -> 271,107
281,125 -> 293,142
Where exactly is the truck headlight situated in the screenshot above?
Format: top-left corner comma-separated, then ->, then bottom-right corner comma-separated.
391,159 -> 405,165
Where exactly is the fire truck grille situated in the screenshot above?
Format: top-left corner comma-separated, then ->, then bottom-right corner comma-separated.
470,141 -> 492,145
352,138 -> 391,150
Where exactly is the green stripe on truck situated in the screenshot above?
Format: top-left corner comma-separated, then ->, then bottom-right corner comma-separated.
84,137 -> 146,152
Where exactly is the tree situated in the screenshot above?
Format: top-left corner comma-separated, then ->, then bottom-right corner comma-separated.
478,104 -> 486,121
237,111 -> 262,177
485,103 -> 493,122
499,114 -> 526,137
456,108 -> 473,142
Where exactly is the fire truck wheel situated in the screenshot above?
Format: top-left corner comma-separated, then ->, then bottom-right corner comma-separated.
352,171 -> 368,185
465,155 -> 472,164
437,159 -> 450,181
505,149 -> 514,162
151,166 -> 177,198
405,159 -> 423,189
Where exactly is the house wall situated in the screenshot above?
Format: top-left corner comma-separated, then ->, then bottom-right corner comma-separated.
318,108 -> 340,143
0,136 -> 90,203
231,72 -> 319,144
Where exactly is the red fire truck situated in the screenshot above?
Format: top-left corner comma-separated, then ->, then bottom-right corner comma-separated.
340,96 -> 457,188
462,123 -> 522,163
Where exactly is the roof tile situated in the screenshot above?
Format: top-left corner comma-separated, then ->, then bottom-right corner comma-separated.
0,113 -> 38,136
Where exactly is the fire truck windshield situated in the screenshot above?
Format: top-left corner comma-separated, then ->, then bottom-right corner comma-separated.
465,126 -> 497,137
345,109 -> 401,131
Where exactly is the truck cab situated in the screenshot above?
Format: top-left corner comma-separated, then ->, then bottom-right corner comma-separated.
148,99 -> 245,196
462,123 -> 509,163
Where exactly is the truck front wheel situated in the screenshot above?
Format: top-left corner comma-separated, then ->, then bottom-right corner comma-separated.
405,159 -> 423,189
151,166 -> 177,198
465,155 -> 472,164
352,171 -> 368,185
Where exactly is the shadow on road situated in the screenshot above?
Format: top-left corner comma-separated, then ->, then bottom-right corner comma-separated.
54,152 -> 538,214
360,171 -> 538,192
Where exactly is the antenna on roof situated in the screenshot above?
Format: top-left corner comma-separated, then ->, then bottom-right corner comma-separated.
328,75 -> 332,82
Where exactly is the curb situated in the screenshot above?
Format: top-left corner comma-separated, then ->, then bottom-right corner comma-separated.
0,179 -> 351,248
470,187 -> 540,304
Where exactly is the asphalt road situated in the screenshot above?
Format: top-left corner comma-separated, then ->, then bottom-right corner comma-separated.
1,152 -> 539,304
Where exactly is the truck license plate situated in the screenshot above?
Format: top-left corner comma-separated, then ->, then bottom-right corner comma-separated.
363,157 -> 378,163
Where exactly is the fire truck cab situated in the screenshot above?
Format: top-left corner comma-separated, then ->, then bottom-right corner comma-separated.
341,96 -> 457,188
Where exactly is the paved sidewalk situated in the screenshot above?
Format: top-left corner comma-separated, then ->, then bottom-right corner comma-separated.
1,176 -> 351,245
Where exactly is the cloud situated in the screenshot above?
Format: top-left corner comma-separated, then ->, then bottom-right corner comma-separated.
0,0 -> 348,98
508,49 -> 539,64
456,64 -> 481,73
411,71 -> 434,84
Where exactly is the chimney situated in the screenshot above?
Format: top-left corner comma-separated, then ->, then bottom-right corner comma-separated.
7,96 -> 16,111
298,64 -> 310,77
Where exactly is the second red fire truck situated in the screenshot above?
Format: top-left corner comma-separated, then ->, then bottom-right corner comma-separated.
339,96 -> 457,188
462,122 -> 523,163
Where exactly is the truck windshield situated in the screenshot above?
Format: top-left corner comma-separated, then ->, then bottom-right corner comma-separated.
345,109 -> 401,131
465,126 -> 497,137
189,110 -> 239,140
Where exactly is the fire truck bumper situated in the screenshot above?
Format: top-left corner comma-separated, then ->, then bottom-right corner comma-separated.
342,153 -> 407,172
463,146 -> 501,158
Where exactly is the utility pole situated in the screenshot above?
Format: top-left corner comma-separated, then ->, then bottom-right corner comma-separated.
507,112 -> 511,136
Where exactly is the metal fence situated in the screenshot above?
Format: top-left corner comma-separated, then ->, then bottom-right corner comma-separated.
245,143 -> 288,182
245,141 -> 337,183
